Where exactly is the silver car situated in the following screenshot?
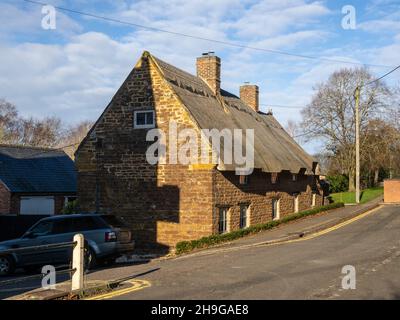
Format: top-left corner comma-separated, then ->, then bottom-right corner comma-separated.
0,214 -> 135,275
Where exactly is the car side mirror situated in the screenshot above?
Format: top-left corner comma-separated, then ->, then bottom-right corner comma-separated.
24,231 -> 37,239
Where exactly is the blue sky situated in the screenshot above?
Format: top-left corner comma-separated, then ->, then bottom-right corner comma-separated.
0,0 -> 399,153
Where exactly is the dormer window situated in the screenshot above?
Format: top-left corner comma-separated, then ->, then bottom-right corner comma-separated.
134,110 -> 155,129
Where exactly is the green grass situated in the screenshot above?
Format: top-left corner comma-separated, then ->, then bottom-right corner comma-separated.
175,202 -> 345,255
330,187 -> 383,204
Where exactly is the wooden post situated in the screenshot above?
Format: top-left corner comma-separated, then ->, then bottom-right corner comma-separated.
72,234 -> 84,291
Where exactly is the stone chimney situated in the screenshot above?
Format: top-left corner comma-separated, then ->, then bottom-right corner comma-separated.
240,83 -> 259,112
196,52 -> 221,95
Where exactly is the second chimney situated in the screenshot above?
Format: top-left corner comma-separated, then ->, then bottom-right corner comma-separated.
196,52 -> 221,95
240,83 -> 259,112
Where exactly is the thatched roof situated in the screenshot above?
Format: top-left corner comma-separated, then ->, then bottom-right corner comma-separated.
150,53 -> 317,175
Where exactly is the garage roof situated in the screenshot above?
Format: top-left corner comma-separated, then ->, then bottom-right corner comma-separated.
0,145 -> 77,193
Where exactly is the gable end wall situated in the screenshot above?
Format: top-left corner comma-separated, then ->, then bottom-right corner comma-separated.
76,54 -> 215,252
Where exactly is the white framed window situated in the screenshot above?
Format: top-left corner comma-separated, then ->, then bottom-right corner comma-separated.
134,110 -> 155,129
218,207 -> 229,234
294,194 -> 299,213
239,204 -> 250,229
272,199 -> 280,220
312,193 -> 316,207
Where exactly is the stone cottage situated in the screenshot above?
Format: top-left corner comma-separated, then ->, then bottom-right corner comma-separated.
75,51 -> 324,253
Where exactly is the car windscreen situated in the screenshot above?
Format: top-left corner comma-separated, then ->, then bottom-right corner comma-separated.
99,215 -> 128,228
27,220 -> 54,237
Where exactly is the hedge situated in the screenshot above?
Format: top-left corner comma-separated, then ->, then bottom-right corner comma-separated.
175,202 -> 345,255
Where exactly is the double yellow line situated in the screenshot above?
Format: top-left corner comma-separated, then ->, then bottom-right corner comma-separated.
86,279 -> 151,300
87,205 -> 382,300
268,205 -> 382,246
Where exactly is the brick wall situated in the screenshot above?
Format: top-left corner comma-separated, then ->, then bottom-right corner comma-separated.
384,179 -> 400,203
196,54 -> 221,94
239,84 -> 259,112
0,181 -> 11,214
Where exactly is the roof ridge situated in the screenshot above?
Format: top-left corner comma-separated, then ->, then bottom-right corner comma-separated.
0,144 -> 59,151
147,52 -> 200,81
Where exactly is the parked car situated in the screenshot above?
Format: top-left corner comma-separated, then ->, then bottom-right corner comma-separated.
0,214 -> 135,275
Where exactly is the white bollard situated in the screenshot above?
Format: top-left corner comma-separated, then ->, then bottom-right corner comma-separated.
72,234 -> 84,292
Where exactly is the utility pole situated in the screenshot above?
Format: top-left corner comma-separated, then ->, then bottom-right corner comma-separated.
354,86 -> 361,204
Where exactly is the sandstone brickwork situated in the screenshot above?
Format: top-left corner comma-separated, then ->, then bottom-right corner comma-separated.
76,52 -> 325,253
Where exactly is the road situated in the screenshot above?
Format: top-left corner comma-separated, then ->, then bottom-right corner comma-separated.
0,270 -> 70,300
89,205 -> 400,300
2,204 -> 399,300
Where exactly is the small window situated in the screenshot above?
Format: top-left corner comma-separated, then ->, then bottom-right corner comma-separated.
64,197 -> 77,208
271,172 -> 278,184
240,204 -> 250,229
52,219 -> 74,234
100,215 -> 128,228
72,217 -> 104,232
294,194 -> 299,213
218,207 -> 228,234
134,110 -> 155,129
272,199 -> 280,220
312,193 -> 316,207
292,174 -> 297,182
239,175 -> 248,185
28,221 -> 54,237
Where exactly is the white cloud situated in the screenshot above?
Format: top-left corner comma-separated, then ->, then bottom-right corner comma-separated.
228,0 -> 331,39
0,32 -> 139,123
359,19 -> 400,33
0,0 -> 398,157
0,2 -> 82,41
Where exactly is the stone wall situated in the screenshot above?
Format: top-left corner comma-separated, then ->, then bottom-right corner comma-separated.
212,170 -> 324,233
76,53 -> 215,252
76,52 -> 325,253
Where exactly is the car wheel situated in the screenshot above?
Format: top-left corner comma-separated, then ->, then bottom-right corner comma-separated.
84,248 -> 97,271
0,255 -> 15,276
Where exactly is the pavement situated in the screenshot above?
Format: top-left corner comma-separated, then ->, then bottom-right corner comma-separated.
7,196 -> 400,300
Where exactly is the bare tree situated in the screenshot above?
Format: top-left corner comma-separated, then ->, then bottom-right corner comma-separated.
16,116 -> 63,147
1,99 -> 92,158
301,68 -> 391,191
1,99 -> 63,148
362,119 -> 400,185
285,119 -> 300,137
0,99 -> 19,144
59,121 -> 93,159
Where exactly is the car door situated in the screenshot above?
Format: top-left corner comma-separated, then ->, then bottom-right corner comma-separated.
47,218 -> 76,265
18,220 -> 56,266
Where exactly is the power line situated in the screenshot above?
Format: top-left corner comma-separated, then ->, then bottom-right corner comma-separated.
365,64 -> 400,86
22,0 -> 394,69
